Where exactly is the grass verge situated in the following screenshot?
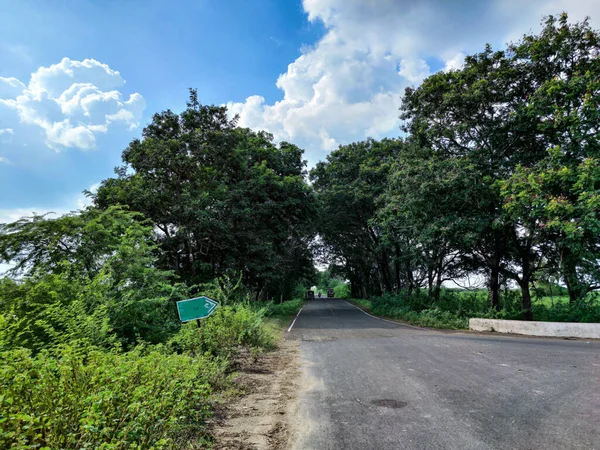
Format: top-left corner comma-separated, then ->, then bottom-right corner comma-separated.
263,298 -> 304,334
349,289 -> 600,331
348,298 -> 468,330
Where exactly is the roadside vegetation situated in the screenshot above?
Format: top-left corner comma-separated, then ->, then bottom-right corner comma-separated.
0,103 -> 311,447
315,269 -> 351,298
312,15 -> 600,322
0,208 -> 302,448
2,10 -> 600,449
350,288 -> 600,330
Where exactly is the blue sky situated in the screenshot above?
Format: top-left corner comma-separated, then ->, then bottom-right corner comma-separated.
0,0 -> 598,222
0,0 -> 324,215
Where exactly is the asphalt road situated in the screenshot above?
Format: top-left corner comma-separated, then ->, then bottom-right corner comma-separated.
287,299 -> 600,450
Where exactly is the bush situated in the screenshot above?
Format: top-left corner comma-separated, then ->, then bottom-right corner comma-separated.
0,276 -> 114,353
0,343 -> 227,450
357,288 -> 525,329
168,304 -> 275,357
334,283 -> 350,298
353,287 -> 600,329
531,297 -> 600,323
369,301 -> 468,329
264,299 -> 303,317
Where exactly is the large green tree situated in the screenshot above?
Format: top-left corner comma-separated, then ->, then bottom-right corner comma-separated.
0,207 -> 185,349
94,90 -> 316,299
379,144 -> 489,300
500,14 -> 600,304
310,138 -> 404,297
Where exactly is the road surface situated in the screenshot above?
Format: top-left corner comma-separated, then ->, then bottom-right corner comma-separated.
287,299 -> 600,450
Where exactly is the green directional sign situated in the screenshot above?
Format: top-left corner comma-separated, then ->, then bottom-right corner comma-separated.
176,296 -> 219,322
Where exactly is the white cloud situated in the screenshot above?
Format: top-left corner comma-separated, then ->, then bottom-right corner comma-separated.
0,58 -> 146,152
0,156 -> 10,164
0,263 -> 14,276
443,52 -> 466,72
227,0 -> 600,166
0,77 -> 26,99
398,58 -> 430,84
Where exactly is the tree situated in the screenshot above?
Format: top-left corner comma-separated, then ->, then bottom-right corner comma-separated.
310,138 -> 404,297
94,90 -> 316,299
0,207 -> 186,348
500,14 -> 600,304
379,144 -> 488,300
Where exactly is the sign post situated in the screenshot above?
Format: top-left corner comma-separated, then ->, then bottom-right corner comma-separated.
176,296 -> 219,325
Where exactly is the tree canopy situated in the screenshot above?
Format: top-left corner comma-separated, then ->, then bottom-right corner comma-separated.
93,90 -> 316,300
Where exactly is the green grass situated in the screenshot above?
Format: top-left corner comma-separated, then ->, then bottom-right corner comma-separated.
349,298 -> 468,329
261,298 -> 304,337
349,288 -> 600,330
263,298 -> 304,318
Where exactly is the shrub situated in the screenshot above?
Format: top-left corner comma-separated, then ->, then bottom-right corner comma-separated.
354,287 -> 600,329
0,344 -> 226,450
168,304 -> 275,357
264,299 -> 303,317
0,275 -> 114,353
333,283 -> 350,298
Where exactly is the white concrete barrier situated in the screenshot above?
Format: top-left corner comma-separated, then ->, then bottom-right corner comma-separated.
469,318 -> 600,339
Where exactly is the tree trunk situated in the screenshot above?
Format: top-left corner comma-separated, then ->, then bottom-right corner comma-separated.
361,284 -> 368,299
561,246 -> 582,305
394,244 -> 402,292
378,257 -> 392,293
406,261 -> 414,293
520,255 -> 532,320
488,231 -> 505,310
427,264 -> 434,298
489,260 -> 500,310
520,278 -> 532,321
433,257 -> 443,302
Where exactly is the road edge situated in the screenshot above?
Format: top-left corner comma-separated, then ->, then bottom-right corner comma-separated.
344,299 -> 430,331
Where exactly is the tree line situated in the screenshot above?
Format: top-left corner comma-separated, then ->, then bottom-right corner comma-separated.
312,14 -> 600,319
2,14 -> 599,322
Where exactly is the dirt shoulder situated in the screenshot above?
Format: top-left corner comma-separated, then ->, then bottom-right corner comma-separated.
211,336 -> 301,450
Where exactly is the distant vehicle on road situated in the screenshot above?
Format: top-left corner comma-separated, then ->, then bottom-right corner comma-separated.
306,290 -> 315,300
327,288 -> 334,298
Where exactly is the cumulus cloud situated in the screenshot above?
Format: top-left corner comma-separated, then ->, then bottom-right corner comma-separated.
227,0 -> 600,165
0,58 -> 145,151
443,52 -> 467,72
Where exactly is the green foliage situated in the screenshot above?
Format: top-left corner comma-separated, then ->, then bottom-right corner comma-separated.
200,272 -> 250,306
352,288 -> 600,329
315,269 -> 350,298
0,204 -> 285,448
312,13 -> 600,317
168,304 -> 275,357
0,275 -> 113,353
264,298 -> 304,317
310,138 -> 404,297
333,283 -> 350,299
531,296 -> 600,323
0,343 -> 226,450
0,208 -> 188,351
292,283 -> 308,300
94,90 -> 316,299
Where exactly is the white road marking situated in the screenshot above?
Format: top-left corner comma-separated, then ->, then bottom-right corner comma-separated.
343,300 -> 424,330
287,306 -> 305,332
